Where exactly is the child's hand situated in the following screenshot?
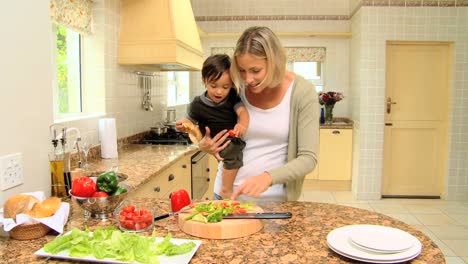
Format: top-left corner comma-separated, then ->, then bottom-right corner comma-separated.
233,123 -> 247,137
175,121 -> 186,132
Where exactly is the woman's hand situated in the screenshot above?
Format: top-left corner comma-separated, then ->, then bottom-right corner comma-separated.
230,172 -> 273,200
199,127 -> 230,160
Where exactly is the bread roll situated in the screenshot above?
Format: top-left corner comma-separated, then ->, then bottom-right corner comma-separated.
3,194 -> 40,220
182,122 -> 202,144
30,197 -> 61,218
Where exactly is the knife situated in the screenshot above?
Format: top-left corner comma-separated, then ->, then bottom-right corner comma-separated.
153,207 -> 192,221
223,212 -> 292,219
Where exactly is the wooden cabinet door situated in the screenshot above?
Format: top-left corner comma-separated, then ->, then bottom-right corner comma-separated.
201,155 -> 218,201
166,156 -> 191,199
128,168 -> 173,199
318,129 -> 353,181
128,156 -> 191,199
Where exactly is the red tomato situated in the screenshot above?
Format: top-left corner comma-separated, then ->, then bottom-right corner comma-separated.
124,220 -> 135,230
171,189 -> 191,212
71,176 -> 97,197
92,191 -> 109,198
228,129 -> 237,137
118,215 -> 126,222
140,209 -> 150,215
123,205 -> 135,213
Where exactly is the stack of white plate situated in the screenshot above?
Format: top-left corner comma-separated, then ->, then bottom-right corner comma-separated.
326,225 -> 422,263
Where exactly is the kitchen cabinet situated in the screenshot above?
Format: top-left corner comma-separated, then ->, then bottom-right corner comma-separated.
128,155 -> 191,199
317,128 -> 353,181
200,155 -> 219,201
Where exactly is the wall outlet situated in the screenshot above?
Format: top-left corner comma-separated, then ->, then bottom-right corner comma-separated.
0,153 -> 24,191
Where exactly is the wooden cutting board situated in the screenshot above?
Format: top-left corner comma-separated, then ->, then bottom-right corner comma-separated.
177,202 -> 264,240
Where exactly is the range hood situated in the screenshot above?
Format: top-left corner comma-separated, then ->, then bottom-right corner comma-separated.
118,0 -> 203,71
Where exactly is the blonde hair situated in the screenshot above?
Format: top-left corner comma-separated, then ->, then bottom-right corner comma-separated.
230,26 -> 286,90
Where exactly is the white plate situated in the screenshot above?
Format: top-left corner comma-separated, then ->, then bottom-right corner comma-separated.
349,225 -> 414,253
328,241 -> 421,263
326,225 -> 422,263
347,237 -> 410,254
35,235 -> 202,264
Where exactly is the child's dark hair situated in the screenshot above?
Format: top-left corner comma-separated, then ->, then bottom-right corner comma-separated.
202,54 -> 231,83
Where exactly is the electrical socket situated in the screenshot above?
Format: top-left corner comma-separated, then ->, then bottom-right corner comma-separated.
0,153 -> 24,191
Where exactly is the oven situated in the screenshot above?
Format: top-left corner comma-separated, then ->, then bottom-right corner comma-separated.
190,151 -> 209,199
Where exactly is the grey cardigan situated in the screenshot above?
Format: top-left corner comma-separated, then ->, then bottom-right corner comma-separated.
268,75 -> 319,201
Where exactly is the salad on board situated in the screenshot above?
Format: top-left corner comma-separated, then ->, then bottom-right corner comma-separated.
184,200 -> 254,223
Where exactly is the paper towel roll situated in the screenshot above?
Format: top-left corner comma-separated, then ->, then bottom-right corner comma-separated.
99,118 -> 118,159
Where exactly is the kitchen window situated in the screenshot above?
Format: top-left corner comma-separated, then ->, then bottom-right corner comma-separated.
167,72 -> 190,106
211,47 -> 326,92
287,61 -> 324,92
52,25 -> 82,117
50,0 -> 94,120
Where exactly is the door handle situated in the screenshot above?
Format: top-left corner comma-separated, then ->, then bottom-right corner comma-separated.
386,97 -> 397,114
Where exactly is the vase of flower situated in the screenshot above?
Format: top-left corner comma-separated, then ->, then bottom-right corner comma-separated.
318,91 -> 344,126
324,103 -> 335,125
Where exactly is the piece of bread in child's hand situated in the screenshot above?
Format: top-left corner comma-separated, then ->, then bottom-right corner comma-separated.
182,122 -> 202,144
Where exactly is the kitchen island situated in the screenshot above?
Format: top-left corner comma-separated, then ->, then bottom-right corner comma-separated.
1,199 -> 444,263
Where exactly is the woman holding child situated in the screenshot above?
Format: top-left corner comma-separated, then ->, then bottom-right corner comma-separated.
201,26 -> 320,202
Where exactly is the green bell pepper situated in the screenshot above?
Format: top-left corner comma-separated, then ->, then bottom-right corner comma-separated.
96,171 -> 118,194
112,186 -> 127,195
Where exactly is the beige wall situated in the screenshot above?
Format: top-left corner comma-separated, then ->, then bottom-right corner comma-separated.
0,1 -> 54,204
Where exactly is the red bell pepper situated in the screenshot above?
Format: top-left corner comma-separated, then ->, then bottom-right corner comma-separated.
71,176 -> 97,197
170,189 -> 191,212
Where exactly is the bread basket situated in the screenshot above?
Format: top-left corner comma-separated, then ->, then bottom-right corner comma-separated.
8,222 -> 51,240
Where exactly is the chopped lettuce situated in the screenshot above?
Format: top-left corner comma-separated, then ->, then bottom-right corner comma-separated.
43,227 -> 195,264
184,200 -> 253,223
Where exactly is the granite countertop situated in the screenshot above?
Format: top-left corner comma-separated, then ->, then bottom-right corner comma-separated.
320,117 -> 354,129
81,144 -> 199,191
1,199 -> 444,263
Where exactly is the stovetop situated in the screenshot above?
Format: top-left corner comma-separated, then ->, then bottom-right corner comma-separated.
136,130 -> 192,145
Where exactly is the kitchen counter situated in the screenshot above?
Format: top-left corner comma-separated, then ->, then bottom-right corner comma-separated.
81,144 -> 199,192
320,117 -> 353,129
1,199 -> 444,263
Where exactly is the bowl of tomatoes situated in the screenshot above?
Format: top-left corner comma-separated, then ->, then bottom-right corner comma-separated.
116,202 -> 154,233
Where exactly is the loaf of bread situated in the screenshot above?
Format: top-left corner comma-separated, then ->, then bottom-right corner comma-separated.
182,122 -> 202,144
3,194 -> 39,220
30,197 -> 61,218
3,195 -> 61,220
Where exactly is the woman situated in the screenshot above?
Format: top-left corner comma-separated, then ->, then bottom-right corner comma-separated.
200,26 -> 319,201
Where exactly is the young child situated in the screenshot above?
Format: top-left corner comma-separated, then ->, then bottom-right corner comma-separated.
176,54 -> 249,199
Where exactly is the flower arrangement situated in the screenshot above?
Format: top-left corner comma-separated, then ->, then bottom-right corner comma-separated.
318,91 -> 344,124
318,91 -> 344,106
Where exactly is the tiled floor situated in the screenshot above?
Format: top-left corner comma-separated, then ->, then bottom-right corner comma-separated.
300,180 -> 468,264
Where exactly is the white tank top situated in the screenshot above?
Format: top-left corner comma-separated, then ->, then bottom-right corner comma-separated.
214,81 -> 294,201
